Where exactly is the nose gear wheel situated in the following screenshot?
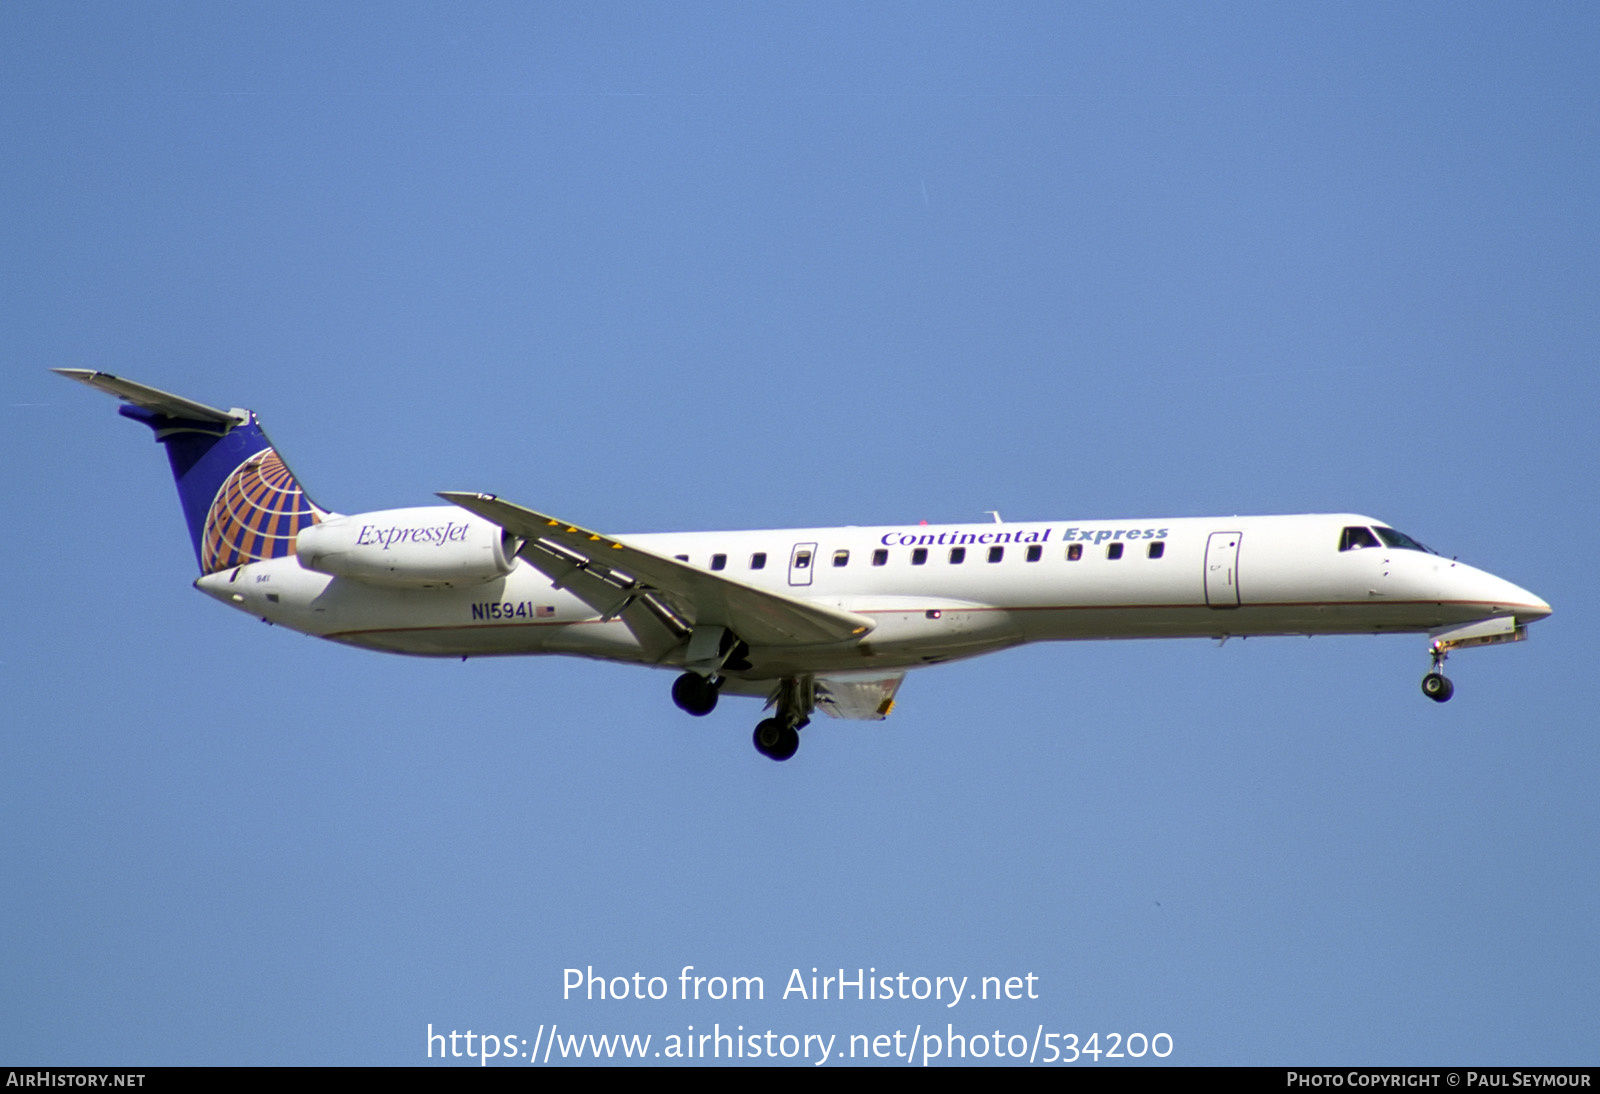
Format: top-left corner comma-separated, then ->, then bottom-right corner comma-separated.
1421,643 -> 1454,703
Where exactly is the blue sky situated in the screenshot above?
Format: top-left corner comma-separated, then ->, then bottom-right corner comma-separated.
3,3 -> 1596,1066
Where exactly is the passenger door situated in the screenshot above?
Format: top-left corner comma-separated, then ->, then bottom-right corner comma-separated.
1205,532 -> 1242,608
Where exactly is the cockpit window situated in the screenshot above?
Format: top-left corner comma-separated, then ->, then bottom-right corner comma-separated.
1339,526 -> 1380,551
1373,526 -> 1433,553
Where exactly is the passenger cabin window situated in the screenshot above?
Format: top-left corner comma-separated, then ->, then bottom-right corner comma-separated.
1147,542 -> 1165,559
911,548 -> 928,565
1339,526 -> 1381,551
710,553 -> 726,571
1067,543 -> 1083,561
793,550 -> 812,569
872,549 -> 888,566
949,546 -> 966,564
674,554 -> 689,562
1026,544 -> 1042,562
750,552 -> 767,570
988,546 -> 1004,563
1107,543 -> 1124,560
832,550 -> 849,567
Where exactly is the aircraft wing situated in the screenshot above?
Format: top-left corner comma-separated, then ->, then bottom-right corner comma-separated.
438,492 -> 876,650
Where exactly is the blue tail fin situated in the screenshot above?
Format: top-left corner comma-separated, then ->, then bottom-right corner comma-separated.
58,370 -> 328,573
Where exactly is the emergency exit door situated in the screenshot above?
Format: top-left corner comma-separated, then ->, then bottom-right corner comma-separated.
788,542 -> 817,587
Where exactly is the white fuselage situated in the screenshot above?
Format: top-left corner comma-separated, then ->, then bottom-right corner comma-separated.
196,511 -> 1550,682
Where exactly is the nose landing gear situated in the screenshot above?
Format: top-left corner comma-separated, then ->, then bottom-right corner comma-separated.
1421,644 -> 1454,703
1418,617 -> 1528,704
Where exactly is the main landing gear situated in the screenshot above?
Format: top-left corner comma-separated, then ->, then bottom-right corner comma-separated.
671,671 -> 720,716
1421,643 -> 1454,703
753,718 -> 800,762
671,671 -> 813,761
751,676 -> 814,762
670,625 -> 753,719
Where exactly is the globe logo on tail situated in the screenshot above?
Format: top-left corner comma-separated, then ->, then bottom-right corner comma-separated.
201,449 -> 323,573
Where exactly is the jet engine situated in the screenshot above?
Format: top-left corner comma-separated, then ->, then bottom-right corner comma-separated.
294,507 -> 521,588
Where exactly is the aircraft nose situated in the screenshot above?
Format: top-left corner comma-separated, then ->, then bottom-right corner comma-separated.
1516,588 -> 1553,624
1486,572 -> 1551,624
1454,565 -> 1551,625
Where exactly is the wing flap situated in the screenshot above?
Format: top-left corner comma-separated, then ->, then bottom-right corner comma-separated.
514,535 -> 687,662
438,492 -> 875,648
814,672 -> 905,721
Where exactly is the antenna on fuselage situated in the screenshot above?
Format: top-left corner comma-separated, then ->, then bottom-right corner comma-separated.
983,510 -> 1003,524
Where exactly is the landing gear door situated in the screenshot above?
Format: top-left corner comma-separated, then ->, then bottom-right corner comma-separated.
1205,532 -> 1242,608
788,542 -> 817,587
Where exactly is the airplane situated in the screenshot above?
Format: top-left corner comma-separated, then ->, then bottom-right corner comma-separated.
58,369 -> 1552,761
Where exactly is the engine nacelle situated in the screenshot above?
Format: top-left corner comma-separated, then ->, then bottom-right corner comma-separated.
294,507 -> 521,588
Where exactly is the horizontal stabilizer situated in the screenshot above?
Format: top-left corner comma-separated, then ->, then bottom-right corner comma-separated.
53,369 -> 244,424
438,491 -> 875,648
